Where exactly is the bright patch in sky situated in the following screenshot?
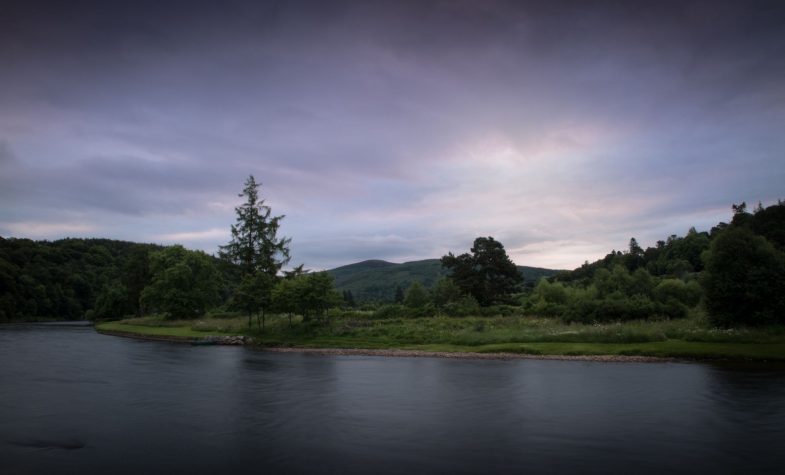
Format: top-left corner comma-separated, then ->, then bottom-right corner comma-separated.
1,0 -> 783,270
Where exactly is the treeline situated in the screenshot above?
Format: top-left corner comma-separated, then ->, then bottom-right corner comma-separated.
0,238 -> 163,321
345,201 -> 785,328
0,176 -> 344,325
531,201 -> 785,326
2,182 -> 783,329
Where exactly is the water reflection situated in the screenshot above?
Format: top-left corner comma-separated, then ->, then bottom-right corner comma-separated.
1,325 -> 785,474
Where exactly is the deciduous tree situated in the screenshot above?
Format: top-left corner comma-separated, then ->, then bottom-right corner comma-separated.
441,237 -> 522,305
140,245 -> 221,319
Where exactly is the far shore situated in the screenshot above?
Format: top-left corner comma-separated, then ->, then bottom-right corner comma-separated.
94,317 -> 785,363
94,327 -> 696,363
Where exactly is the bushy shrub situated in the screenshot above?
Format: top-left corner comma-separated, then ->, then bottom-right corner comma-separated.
374,303 -> 437,319
478,304 -> 525,317
206,309 -> 242,319
327,308 -> 375,319
702,227 -> 785,326
442,295 -> 481,317
653,279 -> 701,307
374,304 -> 407,319
562,295 -> 689,323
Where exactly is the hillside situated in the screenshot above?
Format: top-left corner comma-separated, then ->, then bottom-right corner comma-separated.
328,258 -> 560,303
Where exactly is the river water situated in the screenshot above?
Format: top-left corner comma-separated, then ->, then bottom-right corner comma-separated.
1,324 -> 784,474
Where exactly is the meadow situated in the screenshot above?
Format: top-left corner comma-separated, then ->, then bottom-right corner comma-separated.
96,311 -> 785,361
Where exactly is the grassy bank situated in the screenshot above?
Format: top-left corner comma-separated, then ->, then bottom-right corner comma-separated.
95,314 -> 785,361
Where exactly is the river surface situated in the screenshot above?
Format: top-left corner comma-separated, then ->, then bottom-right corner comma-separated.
2,324 -> 785,474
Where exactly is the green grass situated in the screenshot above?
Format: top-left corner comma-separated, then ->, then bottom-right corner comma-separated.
95,313 -> 785,360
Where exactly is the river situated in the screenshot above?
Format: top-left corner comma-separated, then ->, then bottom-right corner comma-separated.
2,324 -> 784,474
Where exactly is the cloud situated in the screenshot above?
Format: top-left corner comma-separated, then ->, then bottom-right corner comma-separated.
154,228 -> 228,243
1,221 -> 98,238
1,0 -> 783,269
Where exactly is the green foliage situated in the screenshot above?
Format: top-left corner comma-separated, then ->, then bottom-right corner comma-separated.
140,245 -> 222,319
441,237 -> 523,305
527,266 -> 692,322
342,289 -> 356,308
749,201 -> 785,250
702,227 -> 785,326
102,312 -> 785,360
219,175 -> 291,277
0,237 -> 163,321
442,295 -> 481,317
328,258 -> 557,303
404,281 -> 429,308
374,304 -> 408,319
430,277 -> 463,308
92,281 -> 132,320
653,279 -> 701,307
298,272 -> 342,322
232,272 -> 275,328
271,272 -> 341,324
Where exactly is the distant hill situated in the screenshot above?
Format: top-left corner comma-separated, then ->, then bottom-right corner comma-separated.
328,258 -> 561,303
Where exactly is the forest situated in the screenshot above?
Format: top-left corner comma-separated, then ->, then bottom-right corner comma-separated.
1,175 -> 784,330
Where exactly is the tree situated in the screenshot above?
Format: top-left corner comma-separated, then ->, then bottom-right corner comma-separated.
394,285 -> 405,304
403,281 -> 429,308
122,244 -> 151,317
298,272 -> 341,322
220,175 -> 291,277
272,278 -> 299,327
441,237 -> 523,305
702,227 -> 785,326
232,272 -> 274,329
221,175 -> 292,326
272,272 -> 340,324
92,281 -> 131,320
343,290 -> 356,308
140,245 -> 221,319
625,237 -> 644,271
431,277 -> 463,308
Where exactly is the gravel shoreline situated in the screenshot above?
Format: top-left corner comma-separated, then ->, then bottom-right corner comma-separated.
260,346 -> 677,363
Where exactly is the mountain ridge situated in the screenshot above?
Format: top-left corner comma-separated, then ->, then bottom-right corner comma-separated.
328,258 -> 561,303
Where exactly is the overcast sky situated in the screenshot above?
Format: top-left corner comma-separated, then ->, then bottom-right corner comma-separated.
1,0 -> 783,270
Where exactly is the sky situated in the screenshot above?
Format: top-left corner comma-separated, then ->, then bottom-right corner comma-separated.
1,0 -> 784,270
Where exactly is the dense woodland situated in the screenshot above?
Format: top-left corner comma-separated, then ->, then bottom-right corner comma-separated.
1,177 -> 784,329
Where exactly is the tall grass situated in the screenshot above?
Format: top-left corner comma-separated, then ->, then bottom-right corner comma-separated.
112,312 -> 785,347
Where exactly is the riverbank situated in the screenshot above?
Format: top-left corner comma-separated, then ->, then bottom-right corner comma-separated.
95,315 -> 785,361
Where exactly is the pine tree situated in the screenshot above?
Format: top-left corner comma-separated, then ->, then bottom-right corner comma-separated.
220,175 -> 291,277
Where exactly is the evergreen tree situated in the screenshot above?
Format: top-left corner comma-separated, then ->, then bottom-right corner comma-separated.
220,176 -> 292,326
220,175 -> 291,277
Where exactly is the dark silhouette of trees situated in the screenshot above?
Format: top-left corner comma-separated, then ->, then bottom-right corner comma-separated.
220,175 -> 291,277
220,175 -> 292,328
702,227 -> 785,326
232,272 -> 275,329
441,237 -> 522,305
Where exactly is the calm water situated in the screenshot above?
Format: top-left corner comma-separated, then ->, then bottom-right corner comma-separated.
2,325 -> 785,474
